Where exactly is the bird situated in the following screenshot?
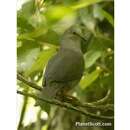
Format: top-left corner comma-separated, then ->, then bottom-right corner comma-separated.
36,25 -> 92,109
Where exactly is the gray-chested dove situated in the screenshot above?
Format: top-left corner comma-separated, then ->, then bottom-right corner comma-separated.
36,25 -> 92,108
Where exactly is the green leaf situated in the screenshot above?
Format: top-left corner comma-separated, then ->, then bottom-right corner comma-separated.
44,0 -> 104,25
93,4 -> 104,21
93,5 -> 114,27
45,6 -> 73,24
84,50 -> 102,69
17,0 -> 105,40
18,0 -> 35,18
17,14 -> 34,33
79,7 -> 96,34
80,69 -> 102,89
37,29 -> 60,45
18,29 -> 60,45
17,27 -> 48,41
71,0 -> 103,10
101,9 -> 114,27
88,36 -> 113,51
24,47 -> 57,76
17,42 -> 40,73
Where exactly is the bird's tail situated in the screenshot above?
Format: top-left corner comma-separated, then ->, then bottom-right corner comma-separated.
35,85 -> 61,112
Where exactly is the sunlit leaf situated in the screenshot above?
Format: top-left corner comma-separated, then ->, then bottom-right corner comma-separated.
100,8 -> 114,27
80,69 -> 102,89
17,27 -> 47,41
45,6 -> 72,24
17,42 -> 40,73
93,5 -> 114,26
88,36 -> 113,52
37,29 -> 60,45
17,14 -> 34,33
79,7 -> 96,32
25,47 -> 57,76
71,0 -> 103,10
84,50 -> 102,69
44,0 -> 104,25
41,124 -> 48,130
18,0 -> 36,18
17,0 -> 106,41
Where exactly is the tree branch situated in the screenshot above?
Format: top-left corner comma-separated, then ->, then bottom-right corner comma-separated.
17,73 -> 42,91
17,73 -> 114,111
17,90 -> 114,120
89,89 -> 111,105
79,102 -> 114,111
17,92 -> 28,129
76,89 -> 113,111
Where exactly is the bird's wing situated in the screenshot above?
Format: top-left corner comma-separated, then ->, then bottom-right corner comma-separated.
44,48 -> 84,84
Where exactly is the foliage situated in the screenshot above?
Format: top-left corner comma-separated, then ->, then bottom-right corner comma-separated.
17,0 -> 114,130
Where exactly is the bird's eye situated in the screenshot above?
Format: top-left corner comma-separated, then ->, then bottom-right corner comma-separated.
72,32 -> 75,34
72,31 -> 76,35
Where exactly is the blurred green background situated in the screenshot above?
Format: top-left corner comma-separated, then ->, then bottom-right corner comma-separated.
17,0 -> 114,130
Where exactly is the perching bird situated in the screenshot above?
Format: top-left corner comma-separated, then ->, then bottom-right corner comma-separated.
36,25 -> 92,108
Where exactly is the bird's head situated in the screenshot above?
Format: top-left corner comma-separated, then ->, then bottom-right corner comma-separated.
61,24 -> 93,53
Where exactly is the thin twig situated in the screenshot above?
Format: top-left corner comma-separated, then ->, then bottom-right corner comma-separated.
79,89 -> 114,111
17,93 -> 28,130
79,102 -> 114,111
17,73 -> 42,91
17,90 -> 114,120
87,89 -> 111,105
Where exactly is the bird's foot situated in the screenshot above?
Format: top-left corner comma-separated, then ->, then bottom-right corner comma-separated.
55,92 -> 80,106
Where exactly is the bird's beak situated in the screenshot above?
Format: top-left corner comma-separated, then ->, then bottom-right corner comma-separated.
73,25 -> 93,42
73,25 -> 93,53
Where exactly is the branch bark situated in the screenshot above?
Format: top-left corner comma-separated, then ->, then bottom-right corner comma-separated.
17,73 -> 114,117
17,73 -> 42,91
88,89 -> 111,105
17,93 -> 28,129
17,90 -> 114,120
